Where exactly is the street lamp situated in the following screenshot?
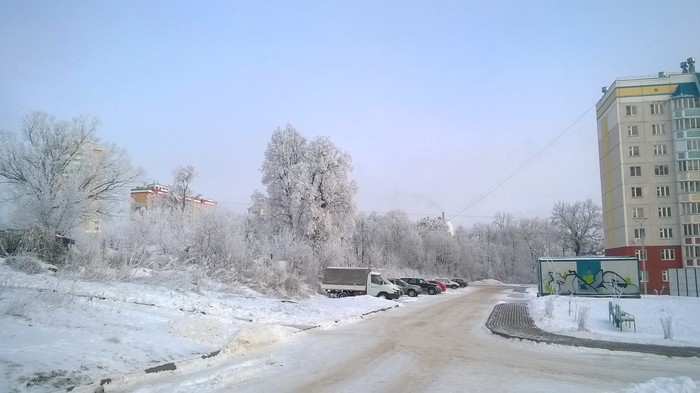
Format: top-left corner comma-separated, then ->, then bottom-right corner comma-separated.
637,218 -> 648,295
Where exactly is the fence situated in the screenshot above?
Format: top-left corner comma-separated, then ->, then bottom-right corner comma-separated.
668,268 -> 700,297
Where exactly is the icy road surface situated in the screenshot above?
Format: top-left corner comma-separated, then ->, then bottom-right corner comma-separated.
103,286 -> 700,393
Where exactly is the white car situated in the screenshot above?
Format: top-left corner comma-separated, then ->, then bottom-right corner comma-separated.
434,278 -> 460,289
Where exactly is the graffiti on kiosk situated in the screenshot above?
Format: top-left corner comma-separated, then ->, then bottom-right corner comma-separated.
537,257 -> 640,297
545,269 -> 638,295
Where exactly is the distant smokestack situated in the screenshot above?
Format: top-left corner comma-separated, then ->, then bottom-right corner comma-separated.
688,57 -> 696,73
442,212 -> 445,221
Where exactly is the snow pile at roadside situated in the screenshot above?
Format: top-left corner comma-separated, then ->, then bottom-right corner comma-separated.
220,325 -> 297,356
471,279 -> 506,285
0,262 -> 400,391
619,376 -> 699,393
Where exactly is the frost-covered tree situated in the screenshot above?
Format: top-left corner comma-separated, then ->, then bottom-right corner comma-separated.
255,125 -> 357,246
169,165 -> 198,212
468,222 -> 504,281
304,136 -> 357,244
258,125 -> 308,237
493,213 -> 519,282
417,216 -> 456,274
0,112 -> 142,262
519,217 -> 554,276
452,226 -> 477,280
372,211 -> 423,270
551,199 -> 604,256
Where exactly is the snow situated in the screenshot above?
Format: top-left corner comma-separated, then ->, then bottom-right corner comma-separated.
528,289 -> 700,347
1,261 -> 699,392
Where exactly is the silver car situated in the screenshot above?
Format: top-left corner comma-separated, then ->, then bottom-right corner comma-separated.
388,278 -> 423,297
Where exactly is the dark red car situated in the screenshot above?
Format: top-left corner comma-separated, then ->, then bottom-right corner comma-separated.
428,280 -> 446,292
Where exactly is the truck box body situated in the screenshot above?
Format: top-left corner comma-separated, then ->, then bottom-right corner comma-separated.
537,257 -> 640,297
321,267 -> 372,291
321,267 -> 401,299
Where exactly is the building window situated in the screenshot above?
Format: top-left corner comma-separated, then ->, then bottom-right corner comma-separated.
687,139 -> 700,151
654,165 -> 669,176
626,105 -> 637,116
657,186 -> 670,197
684,224 -> 700,236
651,103 -> 664,115
633,207 -> 644,219
628,146 -> 640,156
659,228 -> 673,239
677,118 -> 700,131
627,125 -> 639,136
653,144 -> 667,155
631,187 -> 643,198
678,160 -> 700,172
661,249 -> 675,260
633,228 -> 645,239
681,202 -> 700,215
635,249 -> 647,261
662,270 -> 668,282
633,208 -> 644,218
630,166 -> 642,177
685,245 -> 700,258
673,97 -> 700,110
658,206 -> 672,218
680,181 -> 700,193
652,124 -> 666,135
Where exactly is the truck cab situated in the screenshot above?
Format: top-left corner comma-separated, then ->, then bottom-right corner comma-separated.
367,272 -> 401,298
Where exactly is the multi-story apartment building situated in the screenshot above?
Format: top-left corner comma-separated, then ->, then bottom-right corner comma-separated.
130,183 -> 217,211
130,183 -> 171,211
596,57 -> 699,295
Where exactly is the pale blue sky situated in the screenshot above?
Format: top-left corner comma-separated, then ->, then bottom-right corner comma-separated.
1,1 -> 698,226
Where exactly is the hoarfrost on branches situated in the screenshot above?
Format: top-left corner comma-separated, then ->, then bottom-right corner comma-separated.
255,125 -> 357,246
550,199 -> 604,256
0,112 -> 142,263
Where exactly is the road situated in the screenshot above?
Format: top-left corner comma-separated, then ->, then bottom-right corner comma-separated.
110,286 -> 700,393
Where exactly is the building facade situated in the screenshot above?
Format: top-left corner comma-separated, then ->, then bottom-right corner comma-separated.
130,183 -> 217,211
596,57 -> 699,295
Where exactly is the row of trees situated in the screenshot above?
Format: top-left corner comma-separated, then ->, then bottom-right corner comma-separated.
0,112 -> 604,295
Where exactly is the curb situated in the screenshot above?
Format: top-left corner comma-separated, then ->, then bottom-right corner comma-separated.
66,348 -> 222,392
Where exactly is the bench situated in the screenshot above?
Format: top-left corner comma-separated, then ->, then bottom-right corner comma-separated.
609,301 -> 636,332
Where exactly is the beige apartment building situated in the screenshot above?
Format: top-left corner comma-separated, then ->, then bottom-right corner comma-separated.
596,57 -> 699,294
130,183 -> 217,211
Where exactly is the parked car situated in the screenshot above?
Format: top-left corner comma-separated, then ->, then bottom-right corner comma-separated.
452,278 -> 468,287
401,277 -> 442,295
434,278 -> 460,289
428,279 -> 447,292
388,278 -> 423,297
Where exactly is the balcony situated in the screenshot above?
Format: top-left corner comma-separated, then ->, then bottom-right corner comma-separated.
674,108 -> 700,119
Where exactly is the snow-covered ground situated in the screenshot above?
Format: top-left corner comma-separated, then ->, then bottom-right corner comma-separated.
1,262 -> 699,393
528,289 -> 700,347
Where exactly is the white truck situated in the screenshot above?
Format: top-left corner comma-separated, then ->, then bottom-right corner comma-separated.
321,267 -> 402,299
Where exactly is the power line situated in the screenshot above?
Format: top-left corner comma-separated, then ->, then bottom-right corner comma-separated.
448,103 -> 596,221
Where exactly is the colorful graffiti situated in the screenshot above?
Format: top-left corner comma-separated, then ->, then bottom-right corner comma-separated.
545,269 -> 638,296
